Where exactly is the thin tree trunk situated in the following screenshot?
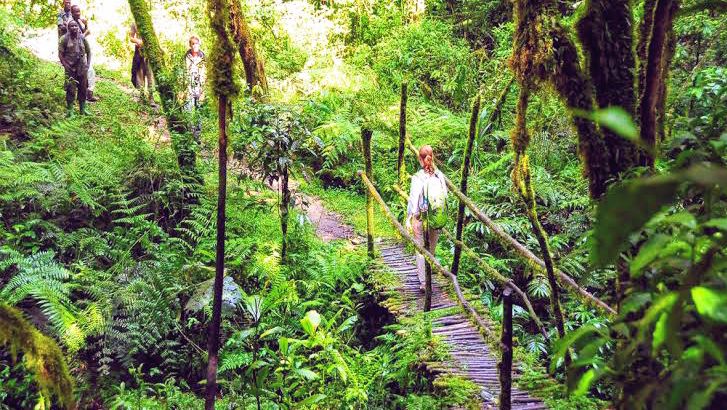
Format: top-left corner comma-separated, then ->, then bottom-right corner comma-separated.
204,2 -> 238,408
511,89 -> 567,345
499,286 -> 513,410
205,95 -> 228,410
397,82 -> 408,188
280,165 -> 290,262
228,0 -> 268,97
362,128 -> 375,258
451,95 -> 480,277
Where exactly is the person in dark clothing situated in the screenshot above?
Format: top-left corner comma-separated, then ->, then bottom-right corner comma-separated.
129,23 -> 155,105
70,5 -> 98,102
59,20 -> 91,117
56,0 -> 72,37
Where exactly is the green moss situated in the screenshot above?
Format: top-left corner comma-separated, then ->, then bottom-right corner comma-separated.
0,304 -> 74,409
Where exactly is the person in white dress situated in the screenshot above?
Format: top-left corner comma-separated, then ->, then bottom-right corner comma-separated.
406,145 -> 448,292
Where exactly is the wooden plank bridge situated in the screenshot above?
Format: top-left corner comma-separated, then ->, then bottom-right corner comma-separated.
300,193 -> 547,409
378,241 -> 547,409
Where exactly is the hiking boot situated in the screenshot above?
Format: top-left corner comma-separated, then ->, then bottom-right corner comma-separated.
79,102 -> 91,116
66,108 -> 75,118
87,91 -> 99,102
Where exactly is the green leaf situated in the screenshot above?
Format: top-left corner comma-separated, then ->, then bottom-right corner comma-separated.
298,394 -> 326,406
591,107 -> 639,141
300,310 -> 321,336
659,212 -> 697,229
635,292 -> 678,346
652,312 -> 669,352
691,287 -> 727,323
294,368 -> 319,381
572,368 -> 601,396
550,325 -> 601,373
630,234 -> 671,276
703,218 -> 727,231
592,175 -> 680,267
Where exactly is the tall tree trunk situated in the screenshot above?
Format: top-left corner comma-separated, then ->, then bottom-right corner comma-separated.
510,0 -> 611,198
205,95 -> 228,410
397,82 -> 408,189
204,2 -> 238,408
451,95 -> 480,276
639,0 -> 679,166
578,0 -> 642,173
127,0 -> 199,181
228,0 -> 268,97
280,165 -> 290,262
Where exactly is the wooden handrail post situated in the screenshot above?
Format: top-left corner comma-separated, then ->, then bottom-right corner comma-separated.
397,82 -> 409,188
452,95 -> 481,276
362,128 -> 375,258
499,286 -> 513,410
424,226 -> 432,312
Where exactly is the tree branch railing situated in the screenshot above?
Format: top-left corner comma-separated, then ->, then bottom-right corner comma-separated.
405,140 -> 617,315
391,184 -> 549,340
359,171 -> 495,339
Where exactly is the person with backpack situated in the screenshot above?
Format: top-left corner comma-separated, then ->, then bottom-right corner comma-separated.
406,145 -> 449,292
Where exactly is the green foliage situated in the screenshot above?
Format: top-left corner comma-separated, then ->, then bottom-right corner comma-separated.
562,159 -> 727,407
362,19 -> 478,109
0,304 -> 74,409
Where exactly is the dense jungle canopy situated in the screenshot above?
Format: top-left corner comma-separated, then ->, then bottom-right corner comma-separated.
1,0 -> 726,409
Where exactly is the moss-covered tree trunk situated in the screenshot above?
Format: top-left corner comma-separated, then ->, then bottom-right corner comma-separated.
280,164 -> 290,262
204,1 -> 239,408
578,0 -> 643,171
510,88 -> 567,345
397,82 -> 408,188
228,0 -> 268,98
639,0 -> 680,163
451,95 -> 479,277
362,128 -> 374,258
127,0 -> 199,182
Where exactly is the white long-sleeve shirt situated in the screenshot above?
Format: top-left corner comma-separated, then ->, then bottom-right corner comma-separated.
407,169 -> 447,217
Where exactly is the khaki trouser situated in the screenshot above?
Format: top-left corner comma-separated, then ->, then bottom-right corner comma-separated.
411,216 -> 440,289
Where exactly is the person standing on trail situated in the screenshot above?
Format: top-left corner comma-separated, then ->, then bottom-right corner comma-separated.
184,35 -> 206,139
56,0 -> 72,37
406,145 -> 449,292
129,23 -> 155,105
71,5 -> 98,102
184,36 -> 206,110
59,19 -> 91,117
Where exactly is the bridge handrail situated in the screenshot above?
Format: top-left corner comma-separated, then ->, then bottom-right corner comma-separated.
406,141 -> 617,315
358,171 -> 496,339
391,184 -> 549,340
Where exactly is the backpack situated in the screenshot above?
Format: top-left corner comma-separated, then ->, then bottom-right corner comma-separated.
422,172 -> 448,230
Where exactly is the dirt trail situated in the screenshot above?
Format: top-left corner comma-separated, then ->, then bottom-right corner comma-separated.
21,28 -> 171,144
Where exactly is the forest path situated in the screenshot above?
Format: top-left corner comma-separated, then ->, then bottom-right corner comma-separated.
21,28 -> 172,145
296,190 -> 547,409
